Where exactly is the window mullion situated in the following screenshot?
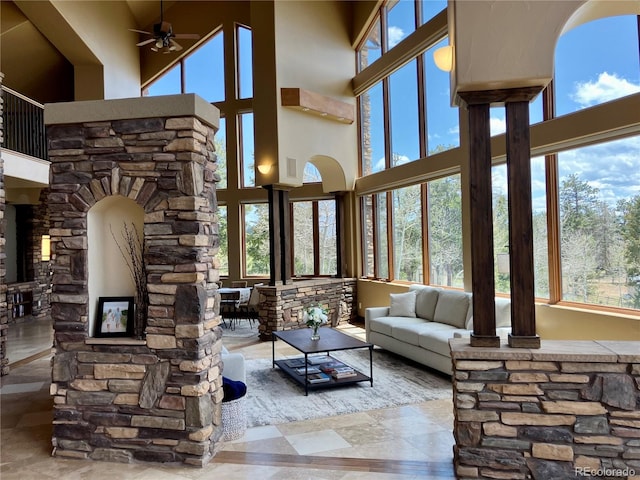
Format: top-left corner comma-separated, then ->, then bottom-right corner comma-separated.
421,183 -> 430,284
387,190 -> 394,281
372,194 -> 379,279
313,202 -> 320,275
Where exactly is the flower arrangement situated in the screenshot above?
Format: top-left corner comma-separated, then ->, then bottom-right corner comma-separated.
302,304 -> 328,340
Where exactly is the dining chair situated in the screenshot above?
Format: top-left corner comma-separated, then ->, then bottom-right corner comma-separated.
231,281 -> 248,288
220,290 -> 241,329
237,284 -> 262,328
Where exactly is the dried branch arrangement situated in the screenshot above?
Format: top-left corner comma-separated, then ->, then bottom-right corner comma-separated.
110,223 -> 148,339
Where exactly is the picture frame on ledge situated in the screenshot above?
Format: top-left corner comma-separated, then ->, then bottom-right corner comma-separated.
95,296 -> 135,338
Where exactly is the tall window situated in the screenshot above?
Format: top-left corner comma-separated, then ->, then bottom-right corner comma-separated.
184,31 -> 224,103
428,175 -> 462,287
362,195 -> 375,277
558,138 -> 640,308
143,23 -> 258,280
239,112 -> 255,188
392,185 -> 423,282
216,117 -> 227,189
390,60 -> 420,164
217,205 -> 229,276
377,194 -> 389,280
243,203 -> 269,277
237,25 -> 253,99
291,200 -> 337,277
360,82 -> 385,175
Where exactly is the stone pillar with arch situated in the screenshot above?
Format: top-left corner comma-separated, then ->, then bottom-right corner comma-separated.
45,94 -> 224,466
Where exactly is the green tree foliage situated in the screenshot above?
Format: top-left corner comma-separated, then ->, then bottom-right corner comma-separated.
559,173 -> 599,234
392,185 -> 422,282
619,195 -> 640,308
244,204 -> 270,276
428,175 -> 463,287
558,174 -> 633,307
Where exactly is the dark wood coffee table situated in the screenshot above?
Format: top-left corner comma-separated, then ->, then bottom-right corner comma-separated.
272,327 -> 373,395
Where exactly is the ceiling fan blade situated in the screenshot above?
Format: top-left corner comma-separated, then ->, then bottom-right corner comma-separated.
136,38 -> 156,47
173,33 -> 200,40
169,39 -> 183,51
129,28 -> 152,35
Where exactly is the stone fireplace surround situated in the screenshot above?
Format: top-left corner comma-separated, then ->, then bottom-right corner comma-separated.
45,94 -> 223,466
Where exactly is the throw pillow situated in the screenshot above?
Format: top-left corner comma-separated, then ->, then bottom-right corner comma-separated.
389,291 -> 417,317
222,377 -> 247,402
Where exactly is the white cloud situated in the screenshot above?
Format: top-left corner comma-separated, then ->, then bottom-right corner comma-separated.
373,156 -> 385,171
388,26 -> 405,48
391,154 -> 410,166
448,125 -> 460,135
572,72 -> 640,107
490,117 -> 506,136
557,136 -> 640,205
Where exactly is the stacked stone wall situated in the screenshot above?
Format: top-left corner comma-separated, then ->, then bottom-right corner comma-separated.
257,277 -> 357,340
451,339 -> 640,479
5,196 -> 51,324
0,72 -> 7,375
47,104 -> 222,466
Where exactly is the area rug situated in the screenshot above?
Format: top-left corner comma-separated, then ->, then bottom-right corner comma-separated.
221,319 -> 259,339
244,348 -> 452,427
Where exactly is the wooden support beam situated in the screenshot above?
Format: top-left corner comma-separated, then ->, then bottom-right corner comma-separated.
506,101 -> 540,348
465,103 -> 499,348
267,186 -> 292,286
281,88 -> 354,124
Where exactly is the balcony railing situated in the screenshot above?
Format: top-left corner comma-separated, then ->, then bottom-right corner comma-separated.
1,86 -> 47,161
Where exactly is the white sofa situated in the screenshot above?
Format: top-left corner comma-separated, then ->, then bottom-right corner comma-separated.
365,285 -> 511,375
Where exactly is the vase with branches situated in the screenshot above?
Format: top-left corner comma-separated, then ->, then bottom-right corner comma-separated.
111,223 -> 148,339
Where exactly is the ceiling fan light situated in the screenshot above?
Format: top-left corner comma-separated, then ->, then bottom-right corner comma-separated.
155,38 -> 164,49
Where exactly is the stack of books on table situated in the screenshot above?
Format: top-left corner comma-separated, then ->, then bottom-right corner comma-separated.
331,366 -> 357,379
307,372 -> 331,384
294,366 -> 321,375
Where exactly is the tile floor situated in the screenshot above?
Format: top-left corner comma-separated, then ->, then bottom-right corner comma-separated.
1,317 -> 456,479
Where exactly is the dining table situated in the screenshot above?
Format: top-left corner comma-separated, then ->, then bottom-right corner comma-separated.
218,287 -> 251,304
218,287 -> 252,329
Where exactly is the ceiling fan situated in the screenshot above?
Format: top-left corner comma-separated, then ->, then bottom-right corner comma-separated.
130,0 -> 200,53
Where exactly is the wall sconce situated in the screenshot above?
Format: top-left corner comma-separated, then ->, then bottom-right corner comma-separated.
41,235 -> 51,261
257,164 -> 272,174
433,45 -> 454,72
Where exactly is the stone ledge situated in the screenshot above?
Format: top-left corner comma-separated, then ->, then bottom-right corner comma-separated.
45,94 -> 219,130
86,338 -> 147,346
450,339 -> 635,362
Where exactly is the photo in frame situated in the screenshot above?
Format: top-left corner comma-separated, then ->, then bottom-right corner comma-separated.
95,296 -> 134,338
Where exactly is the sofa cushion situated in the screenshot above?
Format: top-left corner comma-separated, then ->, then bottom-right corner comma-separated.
464,297 -> 512,330
389,291 -> 417,318
418,324 -> 469,357
433,290 -> 471,329
368,316 -> 426,337
495,297 -> 511,328
392,321 -> 434,347
413,286 -> 441,321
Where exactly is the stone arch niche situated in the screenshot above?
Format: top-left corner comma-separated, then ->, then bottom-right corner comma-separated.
87,196 -> 143,336
45,94 -> 224,466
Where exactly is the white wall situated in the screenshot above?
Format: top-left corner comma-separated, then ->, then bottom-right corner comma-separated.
273,0 -> 358,189
87,195 -> 143,336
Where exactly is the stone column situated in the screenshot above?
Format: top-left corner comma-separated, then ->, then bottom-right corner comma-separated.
46,94 -> 222,466
0,72 -> 8,376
